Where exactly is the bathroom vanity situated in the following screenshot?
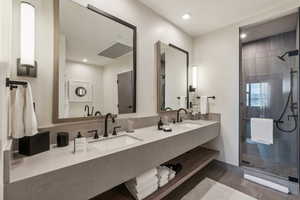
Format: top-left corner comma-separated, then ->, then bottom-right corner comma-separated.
4,119 -> 219,200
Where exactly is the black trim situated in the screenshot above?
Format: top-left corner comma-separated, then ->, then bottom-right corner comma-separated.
168,43 -> 190,109
87,5 -> 137,113
298,7 -> 300,190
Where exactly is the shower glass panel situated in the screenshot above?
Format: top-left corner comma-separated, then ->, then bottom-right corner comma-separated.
240,13 -> 299,181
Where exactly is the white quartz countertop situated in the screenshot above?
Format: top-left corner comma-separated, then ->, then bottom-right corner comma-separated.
10,120 -> 219,183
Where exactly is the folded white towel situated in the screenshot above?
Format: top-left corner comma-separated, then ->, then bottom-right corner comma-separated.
200,96 -> 208,114
126,177 -> 158,193
10,83 -> 38,139
126,183 -> 158,200
251,118 -> 273,145
130,168 -> 158,186
158,179 -> 168,187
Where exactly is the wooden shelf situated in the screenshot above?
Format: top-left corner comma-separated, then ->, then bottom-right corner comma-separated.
91,147 -> 219,200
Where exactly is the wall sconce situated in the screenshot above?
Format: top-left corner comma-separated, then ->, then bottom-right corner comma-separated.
189,66 -> 198,92
17,2 -> 37,77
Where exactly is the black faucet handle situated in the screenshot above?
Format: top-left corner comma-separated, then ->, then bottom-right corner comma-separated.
112,126 -> 121,136
112,114 -> 118,123
88,130 -> 99,139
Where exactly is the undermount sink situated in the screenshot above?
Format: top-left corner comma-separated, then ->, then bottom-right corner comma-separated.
177,123 -> 201,129
89,134 -> 142,152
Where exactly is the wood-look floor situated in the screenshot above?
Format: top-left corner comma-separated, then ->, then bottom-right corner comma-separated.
163,161 -> 300,200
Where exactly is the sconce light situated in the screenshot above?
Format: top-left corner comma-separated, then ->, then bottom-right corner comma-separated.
189,66 -> 198,92
17,2 -> 37,77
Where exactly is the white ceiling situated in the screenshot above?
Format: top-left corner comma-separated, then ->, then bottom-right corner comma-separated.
241,13 -> 298,43
138,0 -> 296,37
60,0 -> 133,66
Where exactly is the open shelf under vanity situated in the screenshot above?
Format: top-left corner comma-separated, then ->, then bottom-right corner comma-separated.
91,146 -> 219,200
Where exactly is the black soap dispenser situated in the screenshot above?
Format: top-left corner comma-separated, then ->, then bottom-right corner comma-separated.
158,118 -> 163,130
77,132 -> 82,138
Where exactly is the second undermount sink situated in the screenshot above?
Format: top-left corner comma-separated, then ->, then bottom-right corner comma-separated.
89,134 -> 142,152
177,123 -> 202,129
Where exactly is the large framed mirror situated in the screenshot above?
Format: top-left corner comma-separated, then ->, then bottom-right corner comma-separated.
53,0 -> 137,123
157,42 -> 189,113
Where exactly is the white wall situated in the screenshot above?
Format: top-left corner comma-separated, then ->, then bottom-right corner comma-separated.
102,54 -> 133,114
11,0 -> 54,127
193,3 -> 300,166
9,0 -> 192,127
65,61 -> 104,117
0,0 -> 13,198
193,26 -> 240,166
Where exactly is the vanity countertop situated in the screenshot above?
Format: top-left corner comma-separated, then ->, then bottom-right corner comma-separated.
10,120 -> 219,183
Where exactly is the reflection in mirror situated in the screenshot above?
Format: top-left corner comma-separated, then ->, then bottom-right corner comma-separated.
75,87 -> 87,97
55,0 -> 136,121
157,42 -> 189,112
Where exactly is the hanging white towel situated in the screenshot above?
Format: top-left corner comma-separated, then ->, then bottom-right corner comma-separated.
24,82 -> 38,137
200,96 -> 208,114
10,82 -> 38,139
250,118 -> 273,145
11,87 -> 25,139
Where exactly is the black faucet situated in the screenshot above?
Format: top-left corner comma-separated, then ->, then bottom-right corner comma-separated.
104,113 -> 116,137
84,105 -> 90,116
177,108 -> 188,123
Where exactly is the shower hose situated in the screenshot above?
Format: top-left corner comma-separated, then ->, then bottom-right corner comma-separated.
275,91 -> 298,133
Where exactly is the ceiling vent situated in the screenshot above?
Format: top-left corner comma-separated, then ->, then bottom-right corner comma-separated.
98,42 -> 133,59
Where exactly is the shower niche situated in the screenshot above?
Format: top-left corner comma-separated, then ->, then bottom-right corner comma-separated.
239,11 -> 300,193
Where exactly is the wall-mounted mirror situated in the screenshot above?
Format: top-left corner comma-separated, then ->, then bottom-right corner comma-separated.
157,42 -> 189,112
53,0 -> 137,123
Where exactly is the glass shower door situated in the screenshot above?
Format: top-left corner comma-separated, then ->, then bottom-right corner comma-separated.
240,30 -> 299,180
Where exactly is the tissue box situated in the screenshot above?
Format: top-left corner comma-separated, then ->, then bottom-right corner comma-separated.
19,132 -> 50,156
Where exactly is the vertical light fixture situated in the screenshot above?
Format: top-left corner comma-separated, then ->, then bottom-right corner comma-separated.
20,2 -> 35,66
18,2 -> 37,77
189,66 -> 198,92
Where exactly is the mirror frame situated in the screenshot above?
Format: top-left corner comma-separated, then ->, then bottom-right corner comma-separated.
156,41 -> 189,113
53,0 -> 137,123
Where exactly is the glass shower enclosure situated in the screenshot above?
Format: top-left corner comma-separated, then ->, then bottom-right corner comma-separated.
239,11 -> 300,187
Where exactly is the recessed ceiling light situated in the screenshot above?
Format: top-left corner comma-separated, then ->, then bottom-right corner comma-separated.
182,14 -> 191,20
240,33 -> 247,39
83,58 -> 88,63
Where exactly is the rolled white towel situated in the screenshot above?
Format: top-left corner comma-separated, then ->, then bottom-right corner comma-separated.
157,166 -> 170,179
168,169 -> 176,181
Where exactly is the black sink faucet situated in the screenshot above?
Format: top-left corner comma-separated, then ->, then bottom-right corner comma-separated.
104,113 -> 116,137
177,108 -> 188,123
84,105 -> 90,116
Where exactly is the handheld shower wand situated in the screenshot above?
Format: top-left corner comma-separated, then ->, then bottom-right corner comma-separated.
275,49 -> 299,133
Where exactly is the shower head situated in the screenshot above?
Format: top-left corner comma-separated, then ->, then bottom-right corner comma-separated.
277,53 -> 287,62
277,50 -> 299,62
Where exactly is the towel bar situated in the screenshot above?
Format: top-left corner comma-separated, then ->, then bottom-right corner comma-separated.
196,96 -> 216,99
5,78 -> 28,90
